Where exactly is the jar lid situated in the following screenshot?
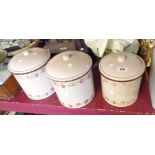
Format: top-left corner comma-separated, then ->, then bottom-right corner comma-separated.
99,52 -> 145,81
46,51 -> 92,81
8,48 -> 50,74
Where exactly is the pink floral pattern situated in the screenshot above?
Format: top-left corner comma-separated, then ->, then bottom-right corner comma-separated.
76,103 -> 81,106
102,76 -> 140,87
61,84 -> 65,88
51,87 -> 54,91
68,105 -> 73,108
27,91 -> 52,99
104,96 -> 136,107
84,99 -> 89,103
112,101 -> 116,104
80,79 -> 84,83
53,73 -> 91,88
102,76 -> 140,107
45,92 -> 49,96
120,101 -> 125,104
59,93 -> 94,108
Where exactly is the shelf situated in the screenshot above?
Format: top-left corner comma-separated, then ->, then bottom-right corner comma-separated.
0,67 -> 154,115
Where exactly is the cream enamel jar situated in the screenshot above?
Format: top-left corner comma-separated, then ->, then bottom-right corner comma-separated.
99,52 -> 145,107
8,48 -> 55,100
46,51 -> 95,108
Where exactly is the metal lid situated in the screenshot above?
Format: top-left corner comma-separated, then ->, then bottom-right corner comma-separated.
99,52 -> 145,81
8,48 -> 50,74
46,51 -> 92,81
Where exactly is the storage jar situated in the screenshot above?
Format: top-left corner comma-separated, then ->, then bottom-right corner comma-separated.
8,48 -> 55,100
99,52 -> 145,107
46,51 -> 95,108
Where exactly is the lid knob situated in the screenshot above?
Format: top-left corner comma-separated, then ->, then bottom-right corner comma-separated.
23,49 -> 35,56
62,54 -> 72,61
117,55 -> 127,62
23,50 -> 30,56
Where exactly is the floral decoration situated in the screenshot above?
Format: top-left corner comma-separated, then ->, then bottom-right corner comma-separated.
53,72 -> 91,88
45,92 -> 49,96
51,87 -> 54,91
102,76 -> 140,87
60,93 -> 94,108
104,95 -> 136,107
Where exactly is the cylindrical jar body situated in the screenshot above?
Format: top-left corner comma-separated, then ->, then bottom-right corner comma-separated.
51,70 -> 94,108
14,66 -> 54,100
8,48 -> 55,100
46,51 -> 95,108
101,75 -> 142,107
99,52 -> 145,107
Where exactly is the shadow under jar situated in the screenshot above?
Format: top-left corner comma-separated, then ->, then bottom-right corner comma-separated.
46,51 -> 95,109
99,52 -> 145,107
8,48 -> 55,100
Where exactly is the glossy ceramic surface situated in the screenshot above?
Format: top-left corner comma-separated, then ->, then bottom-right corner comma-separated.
46,50 -> 95,108
51,70 -> 94,108
8,48 -> 50,74
46,50 -> 92,81
14,66 -> 54,100
8,48 -> 54,100
101,75 -> 142,107
99,52 -> 145,107
99,52 -> 145,81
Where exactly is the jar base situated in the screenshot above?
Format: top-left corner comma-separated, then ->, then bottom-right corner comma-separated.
104,96 -> 137,107
27,91 -> 55,100
60,94 -> 95,109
